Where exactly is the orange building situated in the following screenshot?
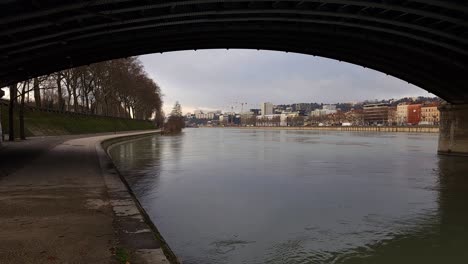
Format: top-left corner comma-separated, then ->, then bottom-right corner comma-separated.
407,104 -> 422,125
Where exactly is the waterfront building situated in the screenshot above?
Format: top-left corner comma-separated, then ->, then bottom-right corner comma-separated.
407,104 -> 422,125
220,113 -> 240,126
280,112 -> 302,126
421,104 -> 440,125
194,111 -> 217,120
260,102 -> 274,116
363,103 -> 390,125
310,109 -> 326,117
388,107 -> 397,126
240,112 -> 256,126
256,114 -> 281,126
323,104 -> 337,111
310,104 -> 338,117
250,109 -> 261,116
397,103 -> 409,125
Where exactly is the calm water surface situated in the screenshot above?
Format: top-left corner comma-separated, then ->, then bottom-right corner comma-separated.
109,128 -> 468,264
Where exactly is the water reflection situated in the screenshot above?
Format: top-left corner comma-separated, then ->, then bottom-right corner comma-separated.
108,136 -> 163,200
109,129 -> 468,264
317,156 -> 468,264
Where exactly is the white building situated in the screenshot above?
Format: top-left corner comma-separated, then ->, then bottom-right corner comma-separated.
195,111 -> 216,120
310,105 -> 337,117
260,102 -> 274,116
280,112 -> 300,126
323,104 -> 337,111
397,103 -> 409,125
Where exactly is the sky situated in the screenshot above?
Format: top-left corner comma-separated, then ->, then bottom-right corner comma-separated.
142,49 -> 430,114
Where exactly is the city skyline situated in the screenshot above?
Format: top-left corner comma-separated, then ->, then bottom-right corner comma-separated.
140,49 -> 434,115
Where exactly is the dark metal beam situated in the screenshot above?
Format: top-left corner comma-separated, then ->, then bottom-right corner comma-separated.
1,8 -> 464,45
3,16 -> 464,58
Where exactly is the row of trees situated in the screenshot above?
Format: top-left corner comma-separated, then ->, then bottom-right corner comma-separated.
4,57 -> 164,140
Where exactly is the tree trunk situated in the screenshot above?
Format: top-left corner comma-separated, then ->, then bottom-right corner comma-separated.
8,83 -> 17,141
65,81 -> 72,111
19,82 -> 27,140
72,88 -> 78,112
85,94 -> 89,113
56,73 -> 64,111
33,77 -> 41,107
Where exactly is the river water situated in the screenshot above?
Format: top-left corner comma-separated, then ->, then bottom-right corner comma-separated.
108,128 -> 468,264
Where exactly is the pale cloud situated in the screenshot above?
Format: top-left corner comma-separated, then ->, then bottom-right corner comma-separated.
140,49 -> 432,114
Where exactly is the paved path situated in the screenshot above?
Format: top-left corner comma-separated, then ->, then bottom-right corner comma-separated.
0,131 -> 171,264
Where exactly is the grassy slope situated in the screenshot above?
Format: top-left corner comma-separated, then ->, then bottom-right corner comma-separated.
0,104 -> 155,137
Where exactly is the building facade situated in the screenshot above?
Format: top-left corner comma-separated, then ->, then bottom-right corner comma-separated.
388,107 -> 397,126
260,102 -> 274,116
363,103 -> 390,125
421,104 -> 440,125
396,103 -> 409,125
195,111 -> 216,120
407,104 -> 422,125
310,104 -> 337,117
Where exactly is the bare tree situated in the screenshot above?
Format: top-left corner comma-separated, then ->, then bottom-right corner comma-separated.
8,83 -> 17,141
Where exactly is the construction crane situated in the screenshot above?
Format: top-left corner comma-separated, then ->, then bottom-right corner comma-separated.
233,101 -> 248,113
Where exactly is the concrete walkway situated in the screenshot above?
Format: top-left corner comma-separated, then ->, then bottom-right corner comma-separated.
0,131 -> 171,264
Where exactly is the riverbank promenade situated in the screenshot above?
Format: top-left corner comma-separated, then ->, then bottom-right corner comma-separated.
0,131 -> 171,264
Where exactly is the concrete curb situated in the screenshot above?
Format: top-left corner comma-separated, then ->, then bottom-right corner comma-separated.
95,131 -> 180,264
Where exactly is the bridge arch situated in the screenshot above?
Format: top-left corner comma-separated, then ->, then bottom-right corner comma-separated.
1,0 -> 467,103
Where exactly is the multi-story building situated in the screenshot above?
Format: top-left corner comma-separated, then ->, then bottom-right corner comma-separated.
363,103 -> 389,125
260,102 -> 274,116
310,104 -> 337,117
323,104 -> 337,111
250,108 -> 261,116
194,111 -> 216,120
421,104 -> 440,125
310,109 -> 326,117
256,114 -> 281,126
407,104 -> 422,125
396,103 -> 409,125
220,113 -> 240,125
240,112 -> 256,126
388,107 -> 397,126
280,112 -> 303,126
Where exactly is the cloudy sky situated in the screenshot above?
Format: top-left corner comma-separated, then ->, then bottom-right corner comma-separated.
140,49 -> 432,114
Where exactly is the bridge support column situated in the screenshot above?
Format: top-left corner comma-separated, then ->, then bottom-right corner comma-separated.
438,104 -> 468,156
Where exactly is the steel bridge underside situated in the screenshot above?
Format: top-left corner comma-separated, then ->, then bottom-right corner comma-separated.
0,0 -> 467,103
